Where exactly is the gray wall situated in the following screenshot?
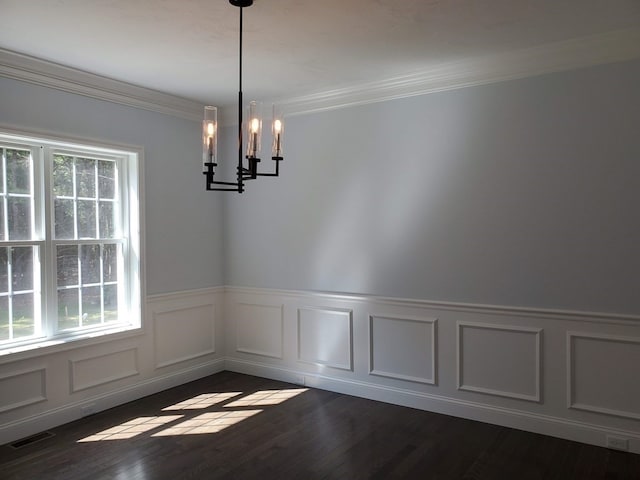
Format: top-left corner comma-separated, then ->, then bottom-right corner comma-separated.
3,58 -> 637,312
0,76 -> 224,294
224,59 -> 640,315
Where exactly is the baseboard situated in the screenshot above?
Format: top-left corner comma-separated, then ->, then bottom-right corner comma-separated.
0,358 -> 225,446
225,358 -> 640,454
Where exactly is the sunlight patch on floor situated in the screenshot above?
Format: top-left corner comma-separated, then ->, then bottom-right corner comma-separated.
78,415 -> 183,442
152,410 -> 262,436
162,392 -> 243,411
76,388 -> 310,442
224,389 -> 309,407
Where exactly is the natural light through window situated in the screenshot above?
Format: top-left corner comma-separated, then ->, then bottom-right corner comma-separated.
152,410 -> 262,436
0,131 -> 142,353
76,388 -> 310,442
162,392 -> 242,411
78,415 -> 182,442
225,389 -> 308,407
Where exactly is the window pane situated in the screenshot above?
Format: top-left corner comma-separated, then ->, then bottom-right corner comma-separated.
82,286 -> 101,326
7,197 -> 31,240
104,284 -> 118,322
76,158 -> 96,198
57,245 -> 78,286
77,200 -> 96,238
55,198 -> 75,239
0,150 -> 4,192
104,244 -> 118,282
12,246 -> 34,292
58,289 -> 79,330
98,160 -> 115,199
81,244 -> 100,285
0,247 -> 7,292
6,149 -> 31,194
1,135 -> 135,345
0,202 -> 4,241
53,155 -> 74,197
12,293 -> 34,338
99,201 -> 115,238
0,296 -> 8,341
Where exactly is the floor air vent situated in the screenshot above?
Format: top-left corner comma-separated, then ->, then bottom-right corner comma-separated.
9,431 -> 55,449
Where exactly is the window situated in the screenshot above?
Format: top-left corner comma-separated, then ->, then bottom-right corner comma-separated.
1,131 -> 141,352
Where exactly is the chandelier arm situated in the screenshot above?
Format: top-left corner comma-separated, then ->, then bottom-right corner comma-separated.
254,163 -> 280,177
253,156 -> 283,177
208,181 -> 241,186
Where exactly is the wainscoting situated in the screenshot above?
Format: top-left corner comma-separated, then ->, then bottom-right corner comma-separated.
2,285 -> 639,454
223,287 -> 640,454
0,288 -> 225,445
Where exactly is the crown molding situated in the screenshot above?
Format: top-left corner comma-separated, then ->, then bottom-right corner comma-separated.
3,28 -> 640,124
278,28 -> 640,117
0,48 -> 203,122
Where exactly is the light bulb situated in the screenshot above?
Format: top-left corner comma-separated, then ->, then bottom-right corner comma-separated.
246,101 -> 262,158
202,106 -> 218,171
271,105 -> 284,158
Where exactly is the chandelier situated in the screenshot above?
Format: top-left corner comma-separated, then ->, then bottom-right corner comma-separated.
203,0 -> 284,193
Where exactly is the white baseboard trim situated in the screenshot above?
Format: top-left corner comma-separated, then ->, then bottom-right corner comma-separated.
0,358 -> 225,446
225,358 -> 640,454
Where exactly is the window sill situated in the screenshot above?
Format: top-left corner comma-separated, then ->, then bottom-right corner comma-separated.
0,325 -> 143,365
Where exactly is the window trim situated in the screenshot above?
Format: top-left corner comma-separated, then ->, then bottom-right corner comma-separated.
0,127 -> 145,360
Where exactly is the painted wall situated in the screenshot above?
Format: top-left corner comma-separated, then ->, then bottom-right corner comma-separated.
0,76 -> 224,294
221,59 -> 640,453
223,59 -> 640,316
2,58 -> 640,451
0,77 -> 226,444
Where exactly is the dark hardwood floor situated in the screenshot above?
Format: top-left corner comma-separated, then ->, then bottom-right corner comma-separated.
1,371 -> 638,479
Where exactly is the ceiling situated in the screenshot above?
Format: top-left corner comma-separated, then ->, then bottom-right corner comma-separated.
1,0 -> 640,109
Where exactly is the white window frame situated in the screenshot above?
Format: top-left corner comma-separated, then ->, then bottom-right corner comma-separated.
0,129 -> 143,357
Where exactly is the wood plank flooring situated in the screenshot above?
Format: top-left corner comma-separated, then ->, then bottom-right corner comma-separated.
1,371 -> 638,479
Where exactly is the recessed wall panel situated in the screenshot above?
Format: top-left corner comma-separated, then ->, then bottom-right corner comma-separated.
70,348 -> 138,393
458,322 -> 541,402
236,303 -> 284,359
155,303 -> 216,368
298,307 -> 353,371
568,332 -> 640,420
369,315 -> 437,384
0,368 -> 47,413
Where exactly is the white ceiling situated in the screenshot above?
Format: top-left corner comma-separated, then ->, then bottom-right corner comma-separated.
1,0 -> 640,109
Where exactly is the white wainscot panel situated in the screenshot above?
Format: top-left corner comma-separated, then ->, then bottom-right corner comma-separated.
154,302 -> 216,368
369,315 -> 437,385
458,322 -> 541,402
298,307 -> 353,371
236,303 -> 284,359
70,348 -> 139,393
0,368 -> 47,413
568,332 -> 640,420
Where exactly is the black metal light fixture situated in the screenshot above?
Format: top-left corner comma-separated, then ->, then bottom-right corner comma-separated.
203,0 -> 284,193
